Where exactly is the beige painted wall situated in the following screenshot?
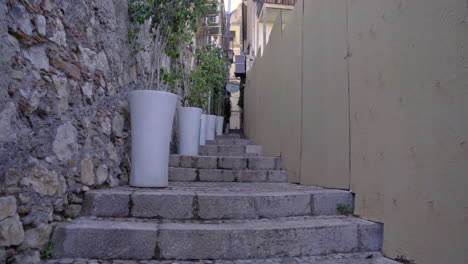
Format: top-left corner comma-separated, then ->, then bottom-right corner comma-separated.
300,0 -> 349,189
245,1 -> 303,183
244,0 -> 468,263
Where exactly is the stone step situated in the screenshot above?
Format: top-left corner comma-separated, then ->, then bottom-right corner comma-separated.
216,134 -> 242,139
51,216 -> 383,260
81,182 -> 353,220
199,145 -> 263,156
206,139 -> 252,145
169,167 -> 288,182
170,155 -> 282,170
44,252 -> 400,264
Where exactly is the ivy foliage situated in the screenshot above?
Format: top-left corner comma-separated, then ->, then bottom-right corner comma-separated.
128,0 -> 217,90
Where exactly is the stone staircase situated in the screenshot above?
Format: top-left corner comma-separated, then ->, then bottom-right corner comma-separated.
46,134 -> 398,264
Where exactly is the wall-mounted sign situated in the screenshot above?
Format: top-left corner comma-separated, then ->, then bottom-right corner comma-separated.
226,82 -> 240,93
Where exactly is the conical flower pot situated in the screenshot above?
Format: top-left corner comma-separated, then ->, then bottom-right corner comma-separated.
178,107 -> 202,155
200,114 -> 208,145
205,115 -> 217,141
216,116 -> 224,136
128,90 -> 177,188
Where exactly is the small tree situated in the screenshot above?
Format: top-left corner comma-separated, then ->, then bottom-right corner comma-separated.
189,46 -> 230,113
129,0 -> 216,91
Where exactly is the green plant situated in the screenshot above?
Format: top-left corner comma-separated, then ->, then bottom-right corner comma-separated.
189,46 -> 230,112
129,0 -> 216,91
69,210 -> 79,219
336,203 -> 353,216
395,256 -> 416,264
40,243 -> 53,260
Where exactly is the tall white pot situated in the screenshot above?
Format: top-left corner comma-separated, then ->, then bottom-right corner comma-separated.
178,107 -> 202,155
216,116 -> 224,136
199,114 -> 208,145
128,90 -> 177,188
205,115 -> 217,140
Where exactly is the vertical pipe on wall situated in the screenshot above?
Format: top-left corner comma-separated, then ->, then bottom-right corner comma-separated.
263,3 -> 267,54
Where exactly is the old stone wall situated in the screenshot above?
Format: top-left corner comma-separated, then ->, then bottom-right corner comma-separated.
0,0 -> 160,262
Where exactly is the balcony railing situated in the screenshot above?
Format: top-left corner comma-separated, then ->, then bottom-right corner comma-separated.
257,0 -> 297,16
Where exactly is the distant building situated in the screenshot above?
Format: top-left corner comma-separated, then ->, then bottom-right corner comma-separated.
244,0 -> 296,70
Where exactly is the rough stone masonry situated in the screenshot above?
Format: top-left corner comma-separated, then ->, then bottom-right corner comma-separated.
0,0 -> 165,262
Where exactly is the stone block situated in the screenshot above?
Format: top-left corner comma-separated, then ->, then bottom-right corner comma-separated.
311,190 -> 353,215
218,145 -> 245,155
245,145 -> 263,155
180,156 -> 217,169
81,190 -> 130,217
0,214 -> 25,246
169,168 -> 197,182
52,220 -> 158,259
197,195 -> 257,219
199,145 -> 218,156
169,155 -> 181,167
253,194 -> 312,218
131,191 -> 194,219
0,196 -> 17,221
248,157 -> 282,170
198,169 -> 236,182
236,170 -> 268,182
157,216 -> 359,259
267,170 -> 288,182
356,220 -> 383,251
218,157 -> 247,169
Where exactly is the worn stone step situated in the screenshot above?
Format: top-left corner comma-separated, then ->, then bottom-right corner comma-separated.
81,182 -> 353,219
170,155 -> 282,170
206,139 -> 252,145
199,145 -> 263,156
216,134 -> 242,139
51,216 -> 383,260
169,167 -> 288,182
44,252 -> 400,264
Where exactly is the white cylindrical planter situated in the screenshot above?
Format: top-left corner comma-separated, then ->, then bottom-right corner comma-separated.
216,116 -> 224,136
205,115 -> 217,140
128,90 -> 177,188
199,114 -> 208,145
178,107 -> 202,155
